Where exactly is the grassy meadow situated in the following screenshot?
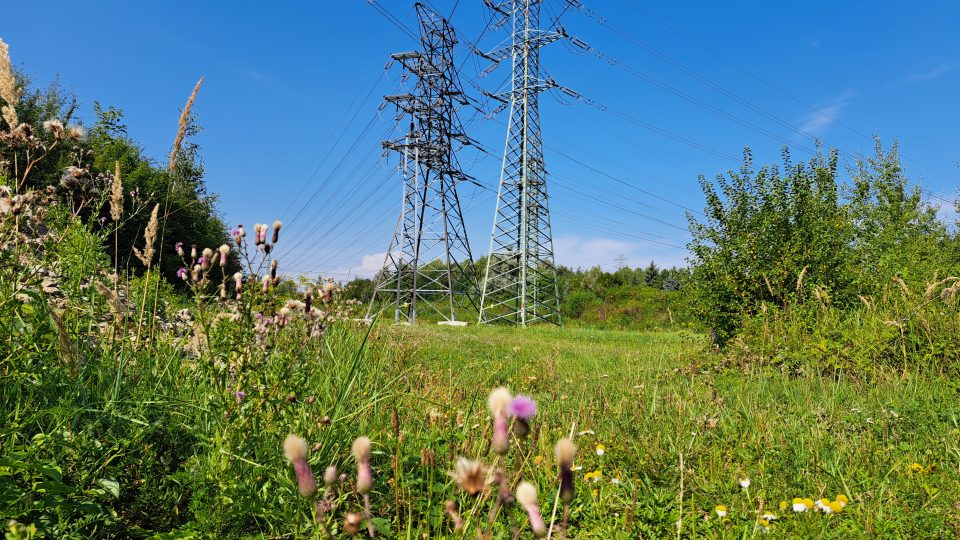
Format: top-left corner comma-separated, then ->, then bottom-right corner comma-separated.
376,324 -> 960,538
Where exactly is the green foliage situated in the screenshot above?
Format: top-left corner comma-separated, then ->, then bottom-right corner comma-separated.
688,141 -> 958,352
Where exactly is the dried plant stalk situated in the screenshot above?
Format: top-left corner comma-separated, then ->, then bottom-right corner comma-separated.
168,77 -> 203,172
0,38 -> 20,128
110,161 -> 123,221
134,204 -> 160,267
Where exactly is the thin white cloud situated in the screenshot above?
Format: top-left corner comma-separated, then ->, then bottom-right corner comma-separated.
905,63 -> 955,83
798,91 -> 854,137
553,234 -> 686,271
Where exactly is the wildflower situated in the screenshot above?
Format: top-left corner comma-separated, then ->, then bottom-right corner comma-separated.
488,387 -> 512,455
322,281 -> 336,303
272,220 -> 282,244
516,482 -> 547,537
233,272 -> 243,299
262,274 -> 271,293
578,429 -> 595,436
715,504 -> 728,518
508,395 -> 536,437
761,512 -> 776,522
43,119 -> 64,140
218,244 -> 229,266
779,500 -> 788,511
792,498 -> 807,512
283,434 -> 317,498
444,500 -> 464,532
304,289 -> 313,313
804,498 -> 814,510
816,499 -> 831,513
65,124 -> 86,141
554,438 -> 576,503
453,457 -> 487,496
235,390 -> 245,402
278,307 -> 291,327
828,500 -> 844,514
351,436 -> 373,493
191,244 -> 197,259
584,470 -> 602,483
343,512 -> 363,536
175,242 -> 184,257
739,477 -> 751,489
757,518 -> 771,532
595,443 -> 605,456
835,494 -> 849,507
323,465 -> 337,487
176,267 -> 188,280
232,225 -> 244,244
610,478 -> 620,485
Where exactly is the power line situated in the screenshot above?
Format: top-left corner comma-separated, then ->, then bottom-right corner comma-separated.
617,0 -> 959,187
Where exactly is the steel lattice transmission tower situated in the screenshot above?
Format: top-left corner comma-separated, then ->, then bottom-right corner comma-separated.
367,3 -> 480,324
478,0 -> 564,326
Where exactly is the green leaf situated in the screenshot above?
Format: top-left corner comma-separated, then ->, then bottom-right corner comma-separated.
98,477 -> 120,499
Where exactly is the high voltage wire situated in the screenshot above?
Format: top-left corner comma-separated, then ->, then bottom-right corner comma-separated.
276,67 -> 390,221
279,156 -> 391,259
283,171 -> 396,270
570,0 -> 956,206
617,0 -> 959,189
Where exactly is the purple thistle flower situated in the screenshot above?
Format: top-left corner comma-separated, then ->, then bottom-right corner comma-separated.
176,267 -> 188,280
508,395 -> 537,420
236,390 -> 246,402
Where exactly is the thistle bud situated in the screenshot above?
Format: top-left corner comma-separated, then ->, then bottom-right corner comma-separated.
175,241 -> 184,257
488,387 -> 512,455
218,244 -> 230,266
323,465 -> 338,487
554,438 -> 576,504
517,482 -> 547,537
272,220 -> 282,244
191,244 -> 197,259
304,289 -> 313,313
233,272 -> 243,299
270,259 -> 278,281
352,436 -> 373,493
444,500 -> 464,532
262,274 -> 271,294
283,434 -> 317,498
343,513 -> 363,536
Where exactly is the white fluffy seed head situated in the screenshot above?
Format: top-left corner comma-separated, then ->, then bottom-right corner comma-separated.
283,434 -> 307,463
554,438 -> 576,466
487,387 -> 512,416
516,481 -> 538,506
351,436 -> 371,461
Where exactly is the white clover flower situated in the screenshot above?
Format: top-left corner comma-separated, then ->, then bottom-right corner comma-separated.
739,477 -> 751,489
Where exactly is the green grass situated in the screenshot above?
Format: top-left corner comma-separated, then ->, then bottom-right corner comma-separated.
373,324 -> 960,538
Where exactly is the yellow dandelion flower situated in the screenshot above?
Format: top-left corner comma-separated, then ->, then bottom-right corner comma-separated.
533,455 -> 544,465
803,498 -> 814,510
792,498 -> 807,512
590,488 -> 598,497
595,443 -> 605,456
715,504 -> 728,518
779,500 -> 788,511
835,494 -> 849,507
828,501 -> 844,514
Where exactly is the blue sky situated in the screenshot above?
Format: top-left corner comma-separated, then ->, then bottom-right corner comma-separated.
5,1 -> 959,278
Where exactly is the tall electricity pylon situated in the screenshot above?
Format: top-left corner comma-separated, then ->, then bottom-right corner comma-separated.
367,2 -> 480,324
478,0 -> 563,326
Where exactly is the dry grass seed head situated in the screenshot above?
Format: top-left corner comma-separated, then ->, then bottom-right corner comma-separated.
110,161 -> 123,221
133,204 -> 160,267
0,38 -> 21,128
168,76 -> 203,172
